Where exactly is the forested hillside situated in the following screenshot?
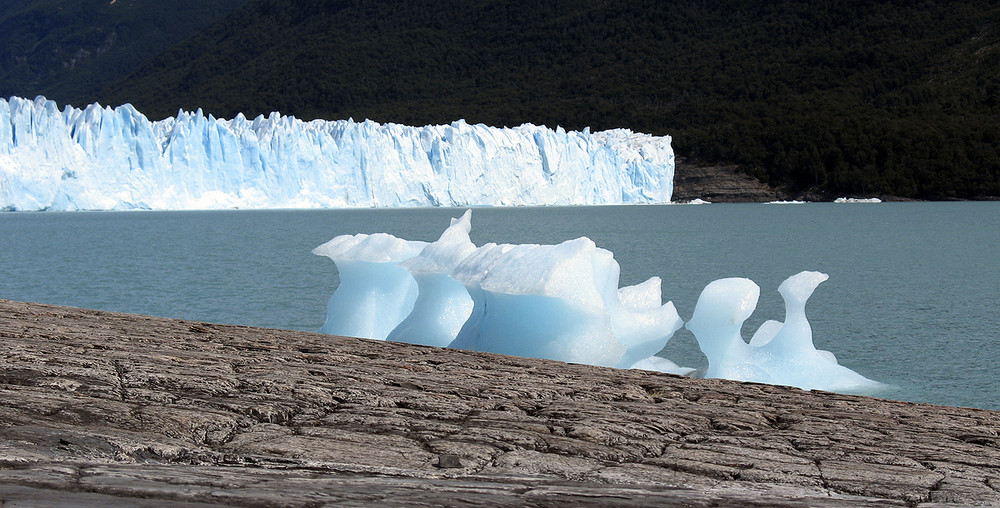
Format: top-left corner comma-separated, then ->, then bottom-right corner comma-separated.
0,0 -> 246,103
4,0 -> 999,199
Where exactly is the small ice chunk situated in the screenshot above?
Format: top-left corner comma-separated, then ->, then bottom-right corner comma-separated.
834,197 -> 882,203
686,277 -> 761,378
610,277 -> 684,369
628,356 -> 697,376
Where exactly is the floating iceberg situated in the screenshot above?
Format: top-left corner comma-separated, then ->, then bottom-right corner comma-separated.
449,239 -> 627,367
312,233 -> 426,339
386,210 -> 477,347
0,96 -> 674,211
686,271 -> 884,392
835,197 -> 882,203
314,211 -> 881,393
449,237 -> 683,368
315,210 -> 683,368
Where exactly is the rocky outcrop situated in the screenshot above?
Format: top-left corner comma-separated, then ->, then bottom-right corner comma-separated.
672,160 -> 786,202
1,299 -> 998,506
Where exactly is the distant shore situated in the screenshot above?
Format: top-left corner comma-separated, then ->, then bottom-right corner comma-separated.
672,160 -> 1000,203
1,299 -> 998,506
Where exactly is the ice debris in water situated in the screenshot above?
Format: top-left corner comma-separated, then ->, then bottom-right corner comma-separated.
686,271 -> 884,392
314,210 -> 882,392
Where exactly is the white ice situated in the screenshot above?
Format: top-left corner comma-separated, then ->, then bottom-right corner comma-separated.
628,356 -> 698,376
610,277 -> 685,369
685,271 -> 884,392
834,197 -> 882,203
311,232 -> 426,339
0,96 -> 675,211
313,215 -> 881,393
315,210 -> 683,368
447,239 -> 628,367
386,210 -> 477,347
448,237 -> 684,367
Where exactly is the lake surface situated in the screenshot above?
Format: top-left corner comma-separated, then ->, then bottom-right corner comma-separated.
2,203 -> 998,410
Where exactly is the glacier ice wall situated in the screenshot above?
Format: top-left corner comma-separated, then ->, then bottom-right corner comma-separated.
0,96 -> 674,211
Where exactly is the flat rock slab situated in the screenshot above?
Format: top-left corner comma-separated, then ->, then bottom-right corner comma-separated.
1,299 -> 999,506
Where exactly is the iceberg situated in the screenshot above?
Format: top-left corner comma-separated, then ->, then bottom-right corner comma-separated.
312,233 -> 426,339
685,271 -> 884,392
449,237 -> 683,368
386,210 -> 477,347
0,96 -> 675,211
449,239 -> 628,367
314,211 -> 880,394
316,211 -> 684,368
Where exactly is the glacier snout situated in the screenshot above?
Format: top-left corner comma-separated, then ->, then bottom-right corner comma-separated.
0,96 -> 675,211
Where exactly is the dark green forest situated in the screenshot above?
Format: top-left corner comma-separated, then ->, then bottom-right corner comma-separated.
0,0 -> 246,102
3,0 -> 999,199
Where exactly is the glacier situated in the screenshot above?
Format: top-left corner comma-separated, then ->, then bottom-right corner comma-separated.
314,210 -> 883,392
0,96 -> 674,211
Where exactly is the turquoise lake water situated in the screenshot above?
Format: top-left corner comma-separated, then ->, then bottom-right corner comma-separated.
2,203 -> 997,410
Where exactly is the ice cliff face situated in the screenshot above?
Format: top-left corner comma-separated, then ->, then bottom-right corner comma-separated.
0,96 -> 674,211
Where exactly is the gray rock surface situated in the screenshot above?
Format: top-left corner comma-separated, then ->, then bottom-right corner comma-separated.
1,299 -> 999,506
672,160 -> 785,202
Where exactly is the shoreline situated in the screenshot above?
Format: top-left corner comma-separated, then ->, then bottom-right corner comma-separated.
671,159 -> 1000,203
1,299 -> 998,506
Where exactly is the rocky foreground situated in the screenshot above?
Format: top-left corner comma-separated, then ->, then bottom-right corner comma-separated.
1,299 -> 999,507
